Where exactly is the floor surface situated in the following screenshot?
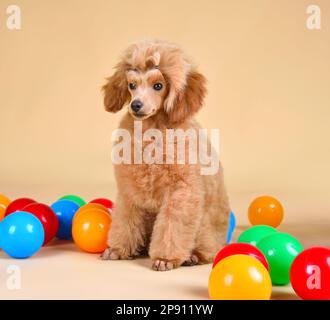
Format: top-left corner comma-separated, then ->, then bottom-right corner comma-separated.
1,224 -> 329,300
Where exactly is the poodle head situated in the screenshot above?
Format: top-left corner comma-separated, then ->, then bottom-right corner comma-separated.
102,40 -> 207,123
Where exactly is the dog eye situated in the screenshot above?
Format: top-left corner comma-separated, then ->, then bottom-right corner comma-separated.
153,83 -> 163,91
129,83 -> 136,90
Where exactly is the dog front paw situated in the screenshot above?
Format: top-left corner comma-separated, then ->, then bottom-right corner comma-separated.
100,248 -> 134,260
152,259 -> 180,271
182,254 -> 199,266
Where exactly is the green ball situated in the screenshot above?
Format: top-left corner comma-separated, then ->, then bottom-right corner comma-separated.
256,232 -> 303,285
237,225 -> 277,246
58,195 -> 86,207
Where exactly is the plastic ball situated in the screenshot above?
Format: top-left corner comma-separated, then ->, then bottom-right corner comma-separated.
22,203 -> 59,245
72,208 -> 112,253
5,197 -> 36,216
51,200 -> 79,240
209,254 -> 272,300
0,206 -> 5,221
213,243 -> 269,270
237,225 -> 277,246
0,193 -> 11,209
257,232 -> 303,285
58,195 -> 86,207
0,193 -> 10,221
73,203 -> 109,223
248,196 -> 284,228
290,247 -> 330,300
90,198 -> 113,211
226,211 -> 236,244
0,211 -> 44,258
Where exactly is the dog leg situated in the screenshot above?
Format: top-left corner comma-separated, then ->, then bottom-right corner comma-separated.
100,198 -> 147,260
149,187 -> 202,271
193,213 -> 229,264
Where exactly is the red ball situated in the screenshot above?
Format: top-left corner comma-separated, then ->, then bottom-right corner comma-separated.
5,198 -> 36,216
213,243 -> 269,270
22,203 -> 59,245
290,247 -> 330,300
90,198 -> 113,212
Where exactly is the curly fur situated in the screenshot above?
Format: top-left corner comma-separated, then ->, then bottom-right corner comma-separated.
101,40 -> 230,271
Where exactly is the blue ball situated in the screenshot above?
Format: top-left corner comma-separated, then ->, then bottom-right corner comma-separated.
51,200 -> 79,240
226,211 -> 236,244
0,211 -> 45,259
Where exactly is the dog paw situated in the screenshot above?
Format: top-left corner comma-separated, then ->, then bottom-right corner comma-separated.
152,259 -> 176,271
182,254 -> 199,266
100,248 -> 133,260
100,248 -> 119,260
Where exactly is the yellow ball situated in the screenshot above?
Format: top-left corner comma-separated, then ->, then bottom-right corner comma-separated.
248,195 -> 284,228
208,254 -> 272,300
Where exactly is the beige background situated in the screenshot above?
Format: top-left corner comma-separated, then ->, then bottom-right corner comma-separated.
1,0 -> 330,226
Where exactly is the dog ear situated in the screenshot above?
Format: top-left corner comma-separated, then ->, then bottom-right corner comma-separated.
165,71 -> 207,123
102,66 -> 129,113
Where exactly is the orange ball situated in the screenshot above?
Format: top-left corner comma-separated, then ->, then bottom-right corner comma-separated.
0,193 -> 11,208
248,195 -> 284,228
73,203 -> 110,223
0,206 -> 5,221
0,194 -> 11,222
72,208 -> 112,253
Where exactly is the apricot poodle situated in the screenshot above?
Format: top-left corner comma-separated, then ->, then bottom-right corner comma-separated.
101,40 -> 230,271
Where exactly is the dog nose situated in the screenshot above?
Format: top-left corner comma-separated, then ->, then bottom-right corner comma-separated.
131,100 -> 143,112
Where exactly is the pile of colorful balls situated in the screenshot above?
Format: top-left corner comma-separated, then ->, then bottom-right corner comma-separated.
209,196 -> 330,300
0,193 -> 113,258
